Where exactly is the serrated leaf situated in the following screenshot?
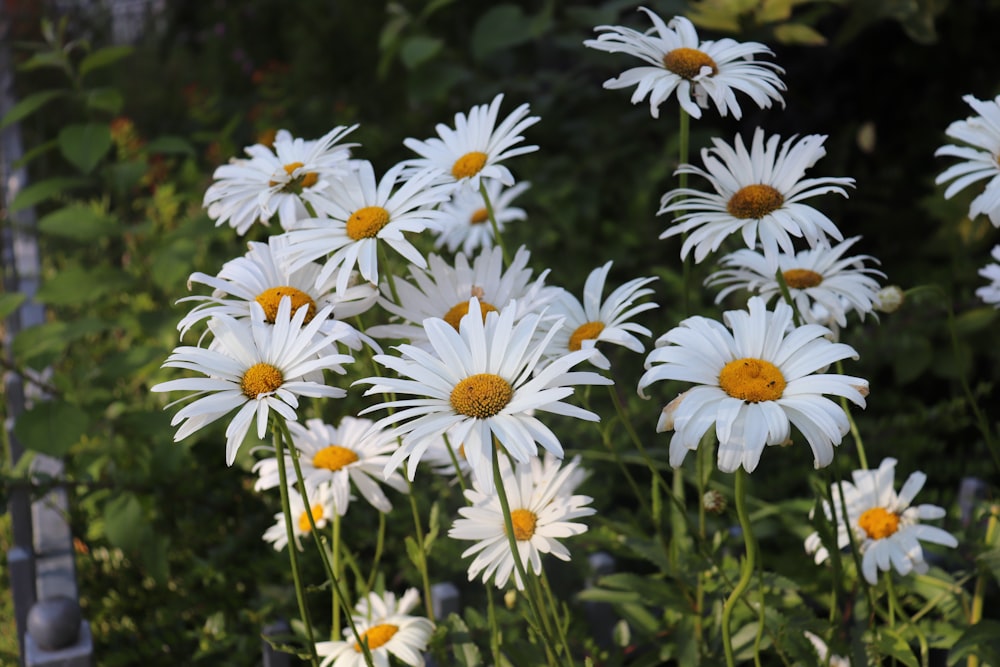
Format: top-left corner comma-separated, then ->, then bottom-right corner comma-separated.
870,628 -> 919,667
0,292 -> 26,319
39,204 -> 120,240
13,400 -> 90,457
947,620 -> 1000,665
9,177 -> 90,212
471,5 -> 533,62
400,35 -> 443,70
773,22 -> 827,45
0,90 -> 65,129
85,88 -> 124,114
80,45 -> 133,77
103,493 -> 145,552
59,123 -> 112,174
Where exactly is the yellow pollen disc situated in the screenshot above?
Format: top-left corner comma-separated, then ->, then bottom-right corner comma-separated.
509,509 -> 538,541
450,373 -> 513,419
858,507 -> 900,540
354,624 -> 399,652
727,184 -> 785,219
240,363 -> 284,398
255,286 -> 317,323
569,321 -> 605,352
470,208 -> 489,224
283,161 -> 305,175
662,47 -> 718,79
268,162 -> 319,190
443,299 -> 498,330
312,445 -> 359,471
782,268 -> 824,289
346,206 -> 391,240
718,358 -> 785,403
297,504 -> 325,533
452,151 -> 488,180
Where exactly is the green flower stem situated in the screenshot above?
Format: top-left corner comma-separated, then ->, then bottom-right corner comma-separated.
884,573 -> 929,667
378,243 -> 402,305
540,568 -> 574,663
486,586 -> 503,667
332,513 -> 342,638
722,469 -> 757,667
479,180 -> 510,268
830,467 -> 877,618
678,108 -> 692,315
968,507 -> 999,667
363,511 -> 387,596
835,359 -> 869,470
404,474 -> 437,623
773,268 -> 804,327
443,432 -> 468,493
606,383 -> 670,523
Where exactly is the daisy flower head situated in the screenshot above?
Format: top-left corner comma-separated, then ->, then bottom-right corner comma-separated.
637,296 -> 869,473
262,484 -> 335,551
805,458 -> 958,585
151,299 -> 353,465
706,236 -> 884,328
977,244 -> 1000,308
543,261 -> 658,370
659,128 -> 855,263
253,416 -> 407,515
316,589 -> 433,667
935,94 -> 1000,226
434,180 -> 530,255
416,430 -> 474,482
357,297 -> 612,491
583,8 -> 785,120
177,236 -> 378,350
279,159 -> 451,295
366,245 -> 560,347
448,455 -> 595,590
402,93 -> 540,192
203,126 -> 357,234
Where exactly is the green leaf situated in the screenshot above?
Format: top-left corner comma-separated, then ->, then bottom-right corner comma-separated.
0,90 -> 65,129
0,292 -> 26,319
103,493 -> 145,553
400,35 -> 444,69
85,88 -> 124,114
39,204 -> 120,240
13,139 -> 59,170
947,620 -> 1000,665
954,306 -> 998,335
773,23 -> 828,45
445,614 -> 482,667
471,5 -> 533,62
9,177 -> 91,212
35,266 -> 133,306
18,51 -> 69,72
12,318 -> 107,368
58,123 -> 112,174
870,628 -> 919,667
13,400 -> 90,457
80,45 -> 133,77
145,136 -> 196,156
139,533 -> 170,585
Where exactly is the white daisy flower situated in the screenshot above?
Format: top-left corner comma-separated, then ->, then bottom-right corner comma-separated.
543,261 -> 658,370
357,298 -> 612,491
805,458 -> 958,585
177,237 -> 377,351
448,455 -> 595,590
434,180 -> 530,255
203,126 -> 357,234
151,299 -> 353,465
803,632 -> 850,667
637,296 -> 869,473
316,589 -> 434,667
659,128 -> 855,263
402,93 -> 540,192
935,94 -> 1000,226
705,237 -> 884,328
279,160 -> 451,295
417,430 -> 474,482
583,8 -> 785,120
253,416 -> 408,515
366,245 -> 559,347
977,245 -> 1000,308
262,484 -> 335,552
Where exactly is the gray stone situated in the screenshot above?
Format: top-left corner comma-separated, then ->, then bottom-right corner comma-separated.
27,597 -> 80,651
25,620 -> 91,667
430,582 -> 461,619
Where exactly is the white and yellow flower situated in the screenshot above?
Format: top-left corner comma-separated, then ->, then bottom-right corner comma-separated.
262,484 -> 335,552
936,94 -> 1000,226
434,179 -> 530,255
316,589 -> 434,667
978,245 -> 1000,307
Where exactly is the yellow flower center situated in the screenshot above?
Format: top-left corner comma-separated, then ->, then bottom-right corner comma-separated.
450,373 -> 513,419
443,299 -> 499,330
255,286 -> 317,323
354,624 -> 399,652
297,503 -> 325,533
452,151 -> 488,180
508,508 -> 538,541
269,161 -> 319,192
727,184 -> 785,219
240,363 -> 284,398
662,47 -> 718,79
718,358 -> 785,403
568,321 -> 605,352
312,445 -> 358,471
470,208 -> 489,224
782,268 -> 824,289
858,507 -> 900,540
346,206 -> 391,240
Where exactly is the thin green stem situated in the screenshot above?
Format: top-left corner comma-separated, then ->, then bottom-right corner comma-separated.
835,359 -> 869,470
968,507 -> 999,667
443,432 -> 468,493
678,108 -> 692,315
722,469 -> 757,667
540,569 -> 574,664
332,513 -> 342,638
486,586 -> 503,667
405,474 -> 437,623
773,268 -> 804,327
363,511 -> 387,596
479,180 -> 511,267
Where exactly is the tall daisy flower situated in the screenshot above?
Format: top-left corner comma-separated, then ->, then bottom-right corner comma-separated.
543,261 -> 658,370
659,128 -> 855,263
177,237 -> 377,350
402,93 -> 540,192
434,180 -> 530,255
705,237 -> 884,328
357,298 -> 612,491
637,296 -> 868,473
204,126 -> 357,234
805,458 -> 958,585
935,94 -> 1000,226
583,8 -> 785,120
262,484 -> 335,551
279,160 -> 451,295
448,455 -> 595,590
977,245 -> 1000,307
151,299 -> 353,465
253,416 -> 408,515
366,245 -> 559,346
316,589 -> 434,667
